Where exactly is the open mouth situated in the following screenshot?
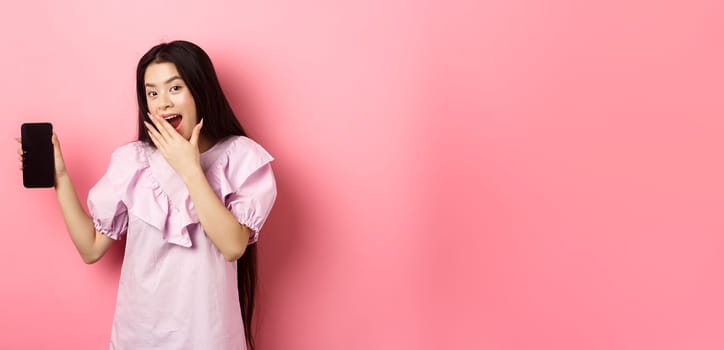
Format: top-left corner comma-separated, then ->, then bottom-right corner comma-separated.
164,114 -> 183,130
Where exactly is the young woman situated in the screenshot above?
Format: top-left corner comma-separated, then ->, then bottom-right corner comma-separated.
17,40 -> 276,349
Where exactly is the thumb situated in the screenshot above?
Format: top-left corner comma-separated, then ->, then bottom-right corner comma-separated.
190,118 -> 203,146
52,132 -> 63,156
52,133 -> 61,150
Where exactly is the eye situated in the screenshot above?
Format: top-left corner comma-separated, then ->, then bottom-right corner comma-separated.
170,85 -> 182,92
147,91 -> 157,97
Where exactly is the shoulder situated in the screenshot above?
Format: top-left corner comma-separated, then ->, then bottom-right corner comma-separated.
110,141 -> 148,162
219,136 -> 274,166
91,141 -> 151,190
207,136 -> 274,190
224,136 -> 271,154
208,136 -> 274,198
105,141 -> 150,176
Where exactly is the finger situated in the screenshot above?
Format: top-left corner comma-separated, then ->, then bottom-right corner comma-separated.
147,114 -> 169,144
146,122 -> 169,154
147,113 -> 168,142
16,136 -> 25,156
157,114 -> 180,140
149,113 -> 177,141
145,121 -> 164,147
189,119 -> 203,146
51,133 -> 62,153
147,125 -> 162,150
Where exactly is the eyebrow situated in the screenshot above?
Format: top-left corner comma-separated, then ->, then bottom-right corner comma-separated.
145,75 -> 182,88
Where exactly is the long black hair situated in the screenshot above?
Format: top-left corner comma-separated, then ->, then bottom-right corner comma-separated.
135,40 -> 257,350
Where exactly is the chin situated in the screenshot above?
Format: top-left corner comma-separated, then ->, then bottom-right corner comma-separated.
179,126 -> 192,139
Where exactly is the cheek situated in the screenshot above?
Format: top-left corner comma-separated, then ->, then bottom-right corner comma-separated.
147,98 -> 159,111
180,94 -> 197,119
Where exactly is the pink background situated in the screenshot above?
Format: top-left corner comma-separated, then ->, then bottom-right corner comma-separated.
1,0 -> 723,349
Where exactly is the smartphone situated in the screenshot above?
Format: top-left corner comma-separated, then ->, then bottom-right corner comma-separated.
21,123 -> 55,188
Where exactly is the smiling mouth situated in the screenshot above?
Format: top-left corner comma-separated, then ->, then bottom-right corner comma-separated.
164,114 -> 183,130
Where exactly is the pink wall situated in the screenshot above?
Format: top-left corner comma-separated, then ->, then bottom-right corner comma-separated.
1,0 -> 723,349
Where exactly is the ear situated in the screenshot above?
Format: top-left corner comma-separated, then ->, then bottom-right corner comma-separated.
190,118 -> 203,146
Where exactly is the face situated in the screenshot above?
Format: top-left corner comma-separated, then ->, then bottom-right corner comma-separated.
144,62 -> 199,141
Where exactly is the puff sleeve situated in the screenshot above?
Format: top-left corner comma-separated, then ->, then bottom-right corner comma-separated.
215,137 -> 277,244
87,143 -> 144,240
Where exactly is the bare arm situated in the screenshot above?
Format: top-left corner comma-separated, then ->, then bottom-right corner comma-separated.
183,169 -> 250,261
18,134 -> 114,264
55,170 -> 115,264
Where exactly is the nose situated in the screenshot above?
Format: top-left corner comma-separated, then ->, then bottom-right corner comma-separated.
158,92 -> 173,111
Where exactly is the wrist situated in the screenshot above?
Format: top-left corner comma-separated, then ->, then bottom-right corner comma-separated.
54,170 -> 70,190
55,170 -> 69,183
181,166 -> 205,185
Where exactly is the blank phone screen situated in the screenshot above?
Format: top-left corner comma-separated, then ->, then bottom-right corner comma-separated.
21,123 -> 55,188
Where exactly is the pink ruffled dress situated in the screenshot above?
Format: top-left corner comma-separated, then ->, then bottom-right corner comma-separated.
87,136 -> 276,350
